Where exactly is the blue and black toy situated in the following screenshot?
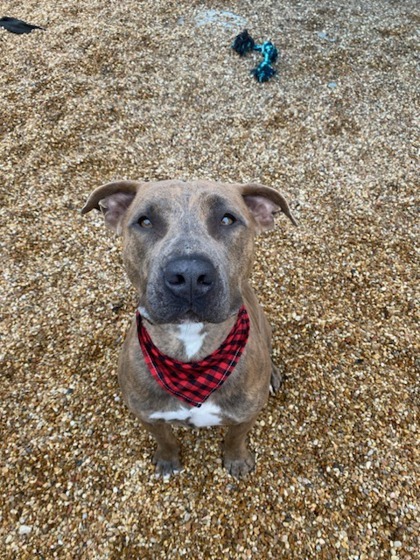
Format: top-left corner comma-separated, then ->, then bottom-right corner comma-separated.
232,30 -> 278,82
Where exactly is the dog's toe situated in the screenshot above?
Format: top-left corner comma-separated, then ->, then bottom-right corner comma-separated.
224,452 -> 255,478
153,449 -> 182,478
153,458 -> 182,478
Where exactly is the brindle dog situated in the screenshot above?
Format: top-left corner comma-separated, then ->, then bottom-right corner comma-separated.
82,180 -> 296,477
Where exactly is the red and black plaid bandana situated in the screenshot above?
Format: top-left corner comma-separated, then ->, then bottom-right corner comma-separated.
136,306 -> 250,407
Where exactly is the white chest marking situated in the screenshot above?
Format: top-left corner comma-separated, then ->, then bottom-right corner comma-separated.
149,401 -> 222,427
177,322 -> 206,360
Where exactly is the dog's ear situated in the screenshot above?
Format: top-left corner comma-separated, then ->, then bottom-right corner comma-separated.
238,183 -> 298,233
81,181 -> 141,234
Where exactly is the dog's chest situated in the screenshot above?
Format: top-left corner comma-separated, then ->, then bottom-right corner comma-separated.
143,321 -> 243,427
176,322 -> 207,360
149,400 -> 223,427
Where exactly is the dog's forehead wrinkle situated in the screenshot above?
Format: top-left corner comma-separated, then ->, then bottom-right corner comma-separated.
163,225 -> 222,260
158,203 -> 208,251
137,183 -> 243,220
136,191 -> 205,230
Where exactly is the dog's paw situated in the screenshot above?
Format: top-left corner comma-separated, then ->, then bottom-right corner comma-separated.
153,451 -> 182,478
269,362 -> 284,395
224,451 -> 255,478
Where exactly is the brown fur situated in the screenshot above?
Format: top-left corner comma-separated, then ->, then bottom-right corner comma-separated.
82,179 -> 296,477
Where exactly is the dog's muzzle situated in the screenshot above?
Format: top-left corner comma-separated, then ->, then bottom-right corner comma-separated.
145,253 -> 234,324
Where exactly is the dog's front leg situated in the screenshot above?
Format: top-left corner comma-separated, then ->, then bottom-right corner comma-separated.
223,416 -> 258,478
140,420 -> 181,476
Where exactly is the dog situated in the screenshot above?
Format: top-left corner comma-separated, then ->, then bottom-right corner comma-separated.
82,179 -> 296,477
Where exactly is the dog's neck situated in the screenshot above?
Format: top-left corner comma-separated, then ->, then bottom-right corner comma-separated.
137,306 -> 237,362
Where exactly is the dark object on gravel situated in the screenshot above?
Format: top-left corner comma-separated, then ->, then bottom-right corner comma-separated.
232,30 -> 278,82
232,30 -> 256,56
0,16 -> 45,34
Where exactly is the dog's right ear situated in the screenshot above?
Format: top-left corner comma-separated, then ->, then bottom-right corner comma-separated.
81,180 -> 141,234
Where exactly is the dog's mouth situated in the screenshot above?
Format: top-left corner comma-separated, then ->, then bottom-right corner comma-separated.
177,309 -> 206,324
141,297 -> 239,326
145,306 -> 231,325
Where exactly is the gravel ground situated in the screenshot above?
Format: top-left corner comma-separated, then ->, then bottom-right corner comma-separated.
0,1 -> 418,558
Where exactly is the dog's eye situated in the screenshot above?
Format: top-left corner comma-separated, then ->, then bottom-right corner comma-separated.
138,216 -> 152,228
221,213 -> 236,226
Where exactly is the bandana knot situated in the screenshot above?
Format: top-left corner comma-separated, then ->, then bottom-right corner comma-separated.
136,306 -> 250,407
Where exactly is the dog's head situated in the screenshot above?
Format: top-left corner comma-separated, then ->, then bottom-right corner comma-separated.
82,179 -> 296,324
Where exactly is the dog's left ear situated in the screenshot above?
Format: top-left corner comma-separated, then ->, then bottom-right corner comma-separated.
81,180 -> 141,234
239,183 -> 298,232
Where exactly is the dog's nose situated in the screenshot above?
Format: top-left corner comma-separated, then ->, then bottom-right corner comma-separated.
163,257 -> 216,302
